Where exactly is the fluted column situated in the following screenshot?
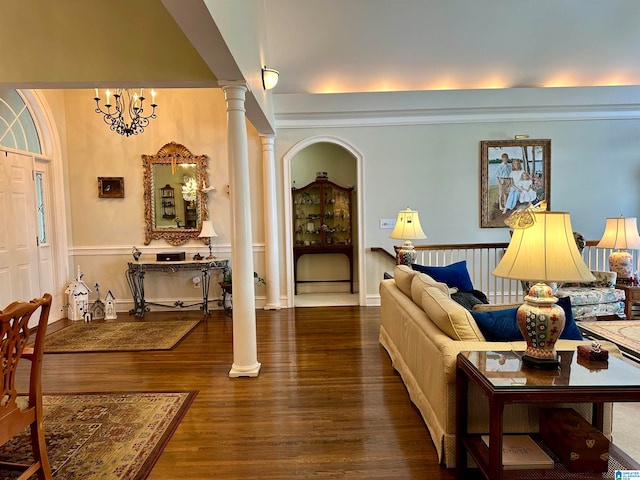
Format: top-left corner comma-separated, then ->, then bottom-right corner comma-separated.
261,135 -> 282,310
220,82 -> 261,378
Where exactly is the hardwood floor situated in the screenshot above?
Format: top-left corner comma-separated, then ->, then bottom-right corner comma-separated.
23,306 -> 463,479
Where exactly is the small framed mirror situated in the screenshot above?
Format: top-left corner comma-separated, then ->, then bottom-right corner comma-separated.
142,142 -> 209,246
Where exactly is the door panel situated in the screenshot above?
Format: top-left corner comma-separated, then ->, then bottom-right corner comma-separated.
0,151 -> 39,305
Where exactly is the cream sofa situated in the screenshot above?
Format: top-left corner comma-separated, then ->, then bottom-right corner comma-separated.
379,265 -> 621,468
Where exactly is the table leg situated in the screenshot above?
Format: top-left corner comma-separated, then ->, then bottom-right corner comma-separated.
488,399 -> 505,480
455,363 -> 469,478
593,402 -> 605,432
126,268 -> 147,318
200,268 -> 211,317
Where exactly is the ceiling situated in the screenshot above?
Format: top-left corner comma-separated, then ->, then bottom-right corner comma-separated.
262,0 -> 640,95
4,0 -> 640,133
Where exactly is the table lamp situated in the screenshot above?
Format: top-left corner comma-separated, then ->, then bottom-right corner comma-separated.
597,216 -> 640,282
198,220 -> 218,259
493,211 -> 595,369
389,207 -> 427,266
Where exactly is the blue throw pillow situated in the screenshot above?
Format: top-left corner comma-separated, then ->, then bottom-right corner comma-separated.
471,297 -> 582,342
471,308 -> 523,341
412,260 -> 474,291
557,296 -> 583,340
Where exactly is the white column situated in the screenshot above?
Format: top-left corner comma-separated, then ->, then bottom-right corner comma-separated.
220,82 -> 261,378
261,135 -> 282,310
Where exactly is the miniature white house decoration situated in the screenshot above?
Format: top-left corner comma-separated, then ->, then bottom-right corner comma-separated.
65,266 -> 91,321
104,290 -> 117,320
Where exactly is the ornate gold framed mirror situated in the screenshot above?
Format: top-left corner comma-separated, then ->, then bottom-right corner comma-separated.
142,142 -> 209,246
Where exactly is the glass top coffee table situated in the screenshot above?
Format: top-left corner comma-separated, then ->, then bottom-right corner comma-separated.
456,350 -> 640,480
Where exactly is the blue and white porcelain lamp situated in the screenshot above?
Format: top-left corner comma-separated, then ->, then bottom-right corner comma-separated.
389,207 -> 427,266
493,211 -> 594,369
597,216 -> 640,282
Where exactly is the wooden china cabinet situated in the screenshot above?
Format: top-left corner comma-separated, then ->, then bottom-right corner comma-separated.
292,175 -> 354,294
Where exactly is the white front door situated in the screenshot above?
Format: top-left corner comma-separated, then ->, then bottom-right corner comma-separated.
0,150 -> 40,307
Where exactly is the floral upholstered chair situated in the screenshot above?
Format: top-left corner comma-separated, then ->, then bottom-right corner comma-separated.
555,270 -> 626,320
521,232 -> 626,320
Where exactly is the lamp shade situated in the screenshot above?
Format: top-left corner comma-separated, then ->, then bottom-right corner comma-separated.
597,217 -> 640,280
389,208 -> 427,241
597,217 -> 640,250
493,211 -> 594,283
198,220 -> 218,238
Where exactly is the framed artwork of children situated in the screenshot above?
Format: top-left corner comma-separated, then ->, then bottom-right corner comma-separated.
480,139 -> 551,228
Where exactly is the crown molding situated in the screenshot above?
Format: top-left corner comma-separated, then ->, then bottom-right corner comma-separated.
273,85 -> 640,129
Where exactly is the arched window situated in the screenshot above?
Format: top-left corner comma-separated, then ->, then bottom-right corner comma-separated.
0,89 -> 42,154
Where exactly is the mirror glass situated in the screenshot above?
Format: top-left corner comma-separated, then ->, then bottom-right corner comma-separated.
142,142 -> 209,246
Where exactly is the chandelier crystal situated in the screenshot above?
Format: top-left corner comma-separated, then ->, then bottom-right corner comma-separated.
94,88 -> 157,137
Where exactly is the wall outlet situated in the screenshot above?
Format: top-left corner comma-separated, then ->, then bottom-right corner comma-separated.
379,218 -> 396,229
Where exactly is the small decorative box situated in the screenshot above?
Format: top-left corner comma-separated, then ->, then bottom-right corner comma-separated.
577,341 -> 609,361
540,407 -> 610,473
156,252 -> 186,262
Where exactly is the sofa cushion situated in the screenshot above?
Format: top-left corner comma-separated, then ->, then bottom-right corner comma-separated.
471,307 -> 522,341
421,285 -> 485,341
394,265 -> 417,298
556,296 -> 583,340
411,272 -> 450,306
470,297 -> 582,342
412,260 -> 474,291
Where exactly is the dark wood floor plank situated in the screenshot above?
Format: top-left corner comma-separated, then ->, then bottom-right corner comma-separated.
19,306 -> 462,479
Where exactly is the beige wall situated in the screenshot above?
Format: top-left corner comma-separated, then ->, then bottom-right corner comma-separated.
39,86 -> 640,309
56,88 -> 265,312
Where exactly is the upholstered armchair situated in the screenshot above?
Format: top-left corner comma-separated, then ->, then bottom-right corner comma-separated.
520,232 -> 626,320
555,270 -> 625,320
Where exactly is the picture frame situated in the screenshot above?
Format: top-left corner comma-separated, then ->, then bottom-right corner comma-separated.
98,177 -> 125,198
480,139 -> 550,228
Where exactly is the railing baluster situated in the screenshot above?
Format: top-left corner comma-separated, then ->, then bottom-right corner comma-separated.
399,240 -> 612,305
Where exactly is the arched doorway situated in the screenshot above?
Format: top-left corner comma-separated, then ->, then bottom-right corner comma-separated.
0,89 -> 68,318
283,136 -> 365,307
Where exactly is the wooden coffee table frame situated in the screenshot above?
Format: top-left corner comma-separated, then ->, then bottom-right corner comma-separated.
456,351 -> 640,480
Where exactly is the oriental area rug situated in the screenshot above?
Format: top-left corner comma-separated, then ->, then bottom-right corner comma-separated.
578,320 -> 640,360
0,391 -> 197,480
44,320 -> 200,353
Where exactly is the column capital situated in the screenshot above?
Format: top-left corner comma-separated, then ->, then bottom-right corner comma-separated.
217,80 -> 248,91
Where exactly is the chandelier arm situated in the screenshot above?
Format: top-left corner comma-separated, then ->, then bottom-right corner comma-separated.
93,88 -> 157,137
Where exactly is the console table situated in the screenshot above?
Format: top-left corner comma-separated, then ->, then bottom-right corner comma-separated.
615,283 -> 640,319
126,259 -> 229,318
293,245 -> 353,294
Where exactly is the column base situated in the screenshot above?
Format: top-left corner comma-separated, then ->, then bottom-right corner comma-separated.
263,303 -> 282,310
229,362 -> 262,378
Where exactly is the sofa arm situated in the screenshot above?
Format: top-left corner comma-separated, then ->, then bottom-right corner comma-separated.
472,302 -> 522,312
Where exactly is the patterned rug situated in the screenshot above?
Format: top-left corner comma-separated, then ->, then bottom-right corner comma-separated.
44,320 -> 200,353
579,320 -> 640,358
0,391 -> 196,480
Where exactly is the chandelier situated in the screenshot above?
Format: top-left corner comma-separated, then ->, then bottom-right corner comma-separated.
181,176 -> 198,202
94,88 -> 157,137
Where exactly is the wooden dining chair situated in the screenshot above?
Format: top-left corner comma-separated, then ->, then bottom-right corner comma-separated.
0,293 -> 52,480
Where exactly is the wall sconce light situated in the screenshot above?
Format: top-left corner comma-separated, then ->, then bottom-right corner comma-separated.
262,66 -> 279,90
